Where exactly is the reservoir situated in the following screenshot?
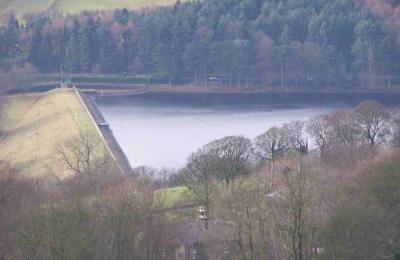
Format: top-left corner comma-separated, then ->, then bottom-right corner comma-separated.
97,92 -> 400,169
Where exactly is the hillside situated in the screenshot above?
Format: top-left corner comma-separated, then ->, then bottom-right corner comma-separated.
0,0 -> 177,18
0,88 -> 103,178
2,0 -> 399,90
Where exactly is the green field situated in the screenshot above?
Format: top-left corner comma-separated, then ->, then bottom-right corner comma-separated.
158,186 -> 190,208
0,88 -> 102,178
0,0 -> 177,18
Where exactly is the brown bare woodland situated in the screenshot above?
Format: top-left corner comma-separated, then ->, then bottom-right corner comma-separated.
179,100 -> 400,259
0,134 -> 172,260
1,101 -> 400,259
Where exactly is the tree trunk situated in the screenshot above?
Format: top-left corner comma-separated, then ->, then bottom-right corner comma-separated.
368,45 -> 374,89
237,70 -> 240,88
298,205 -> 303,260
229,71 -> 232,88
280,62 -> 284,88
246,68 -> 249,88
203,66 -> 207,87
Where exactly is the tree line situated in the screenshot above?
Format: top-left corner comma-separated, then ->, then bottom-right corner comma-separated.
177,101 -> 396,204
166,101 -> 400,259
172,100 -> 400,259
0,0 -> 400,88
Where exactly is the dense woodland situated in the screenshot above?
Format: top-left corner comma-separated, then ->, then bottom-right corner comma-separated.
0,0 -> 400,88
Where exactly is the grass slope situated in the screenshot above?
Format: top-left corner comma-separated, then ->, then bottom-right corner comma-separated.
0,0 -> 177,18
0,88 -> 101,178
159,186 -> 190,208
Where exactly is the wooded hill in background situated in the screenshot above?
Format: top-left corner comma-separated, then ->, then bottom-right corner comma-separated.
1,0 -> 400,89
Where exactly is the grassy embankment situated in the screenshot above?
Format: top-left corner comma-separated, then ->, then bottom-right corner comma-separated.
0,88 -> 190,207
0,88 -> 103,178
0,0 -> 177,18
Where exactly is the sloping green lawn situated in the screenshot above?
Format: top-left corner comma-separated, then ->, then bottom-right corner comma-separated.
158,186 -> 191,208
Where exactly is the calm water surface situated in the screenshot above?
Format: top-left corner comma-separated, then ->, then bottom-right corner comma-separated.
97,92 -> 399,168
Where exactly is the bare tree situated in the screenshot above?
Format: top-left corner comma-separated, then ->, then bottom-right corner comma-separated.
213,174 -> 272,258
254,127 -> 286,167
56,133 -> 119,196
214,178 -> 253,257
281,121 -> 308,154
277,155 -> 316,260
325,109 -> 360,148
390,117 -> 400,148
354,101 -> 391,146
15,132 -> 121,260
181,135 -> 252,229
181,147 -> 217,211
0,163 -> 41,259
212,152 -> 326,260
306,115 -> 333,158
57,133 -> 115,177
323,151 -> 400,260
94,181 -> 168,260
17,198 -> 96,260
15,171 -> 168,260
205,135 -> 253,185
255,31 -> 275,86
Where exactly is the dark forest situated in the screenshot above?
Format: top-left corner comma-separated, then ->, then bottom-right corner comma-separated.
1,0 -> 400,88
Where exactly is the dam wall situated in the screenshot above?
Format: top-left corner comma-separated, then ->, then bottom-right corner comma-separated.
73,87 -> 132,175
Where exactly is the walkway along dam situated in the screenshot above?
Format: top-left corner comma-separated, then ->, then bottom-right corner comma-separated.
73,87 -> 132,175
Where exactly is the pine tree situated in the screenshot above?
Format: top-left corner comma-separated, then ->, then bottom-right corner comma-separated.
57,26 -> 70,72
80,29 -> 92,73
2,16 -> 20,61
99,28 -> 119,73
80,16 -> 100,72
122,29 -> 135,72
28,26 -> 43,70
41,32 -> 56,72
69,20 -> 82,73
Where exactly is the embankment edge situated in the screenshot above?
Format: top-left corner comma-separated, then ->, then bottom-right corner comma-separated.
73,87 -> 132,175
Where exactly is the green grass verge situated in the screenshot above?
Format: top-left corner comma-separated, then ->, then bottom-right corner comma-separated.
157,186 -> 191,208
